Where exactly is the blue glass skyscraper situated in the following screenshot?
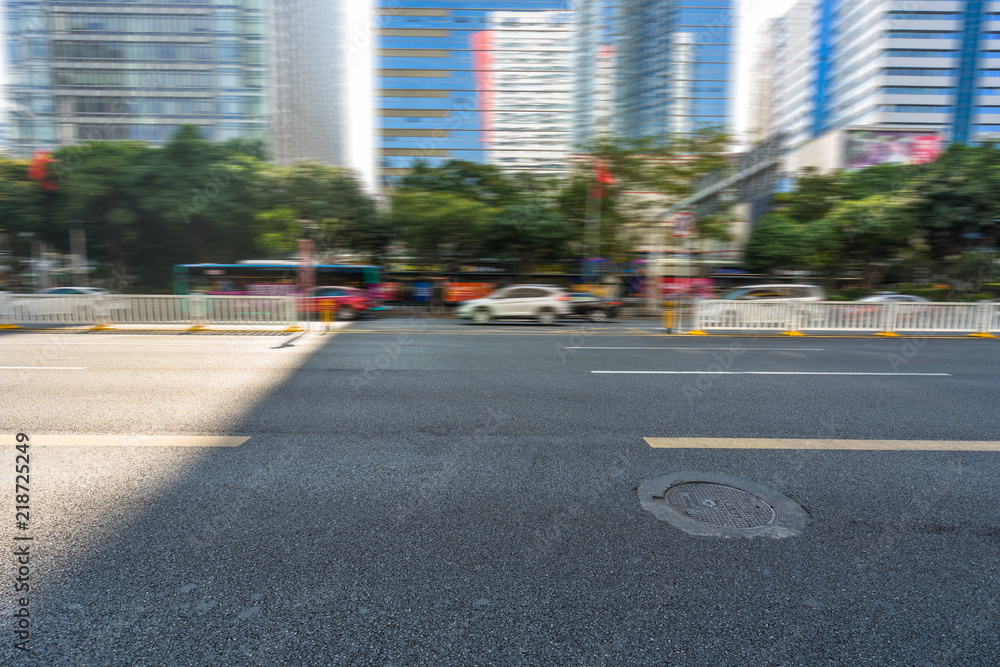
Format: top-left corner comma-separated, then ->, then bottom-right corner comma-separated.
616,0 -> 734,140
374,1 -> 572,188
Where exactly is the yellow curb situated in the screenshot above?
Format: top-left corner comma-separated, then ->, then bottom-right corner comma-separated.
187,325 -> 207,332
875,332 -> 900,337
968,332 -> 997,338
284,326 -> 305,332
781,331 -> 805,336
0,324 -> 21,329
686,330 -> 708,336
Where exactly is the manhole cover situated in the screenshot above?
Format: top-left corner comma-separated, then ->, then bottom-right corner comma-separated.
638,472 -> 810,538
664,483 -> 775,528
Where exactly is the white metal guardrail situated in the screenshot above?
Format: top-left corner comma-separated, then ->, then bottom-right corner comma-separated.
0,294 -> 300,330
691,300 -> 999,336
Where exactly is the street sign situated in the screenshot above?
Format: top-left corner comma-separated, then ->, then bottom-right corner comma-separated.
671,211 -> 696,238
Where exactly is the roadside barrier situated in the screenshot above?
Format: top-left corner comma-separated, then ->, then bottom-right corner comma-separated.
1,294 -> 301,331
690,300 -> 999,337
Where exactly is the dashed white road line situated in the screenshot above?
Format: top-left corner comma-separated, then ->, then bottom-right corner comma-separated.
592,371 -> 951,376
567,347 -> 825,351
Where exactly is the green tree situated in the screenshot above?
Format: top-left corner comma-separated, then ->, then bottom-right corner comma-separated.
389,190 -> 497,268
743,213 -> 812,273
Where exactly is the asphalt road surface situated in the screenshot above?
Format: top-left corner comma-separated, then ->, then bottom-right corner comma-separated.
2,319 -> 1000,665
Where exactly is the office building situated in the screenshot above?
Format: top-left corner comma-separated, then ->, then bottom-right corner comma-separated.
759,0 -> 1000,157
478,10 -> 573,174
616,0 -> 735,140
573,0 -> 617,147
3,1 -> 349,166
3,1 -> 269,158
374,1 -> 571,187
268,0 -> 347,165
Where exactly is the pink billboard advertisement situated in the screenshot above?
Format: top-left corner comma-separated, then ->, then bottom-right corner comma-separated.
844,130 -> 944,169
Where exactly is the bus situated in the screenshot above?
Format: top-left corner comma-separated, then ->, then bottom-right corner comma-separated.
173,262 -> 381,296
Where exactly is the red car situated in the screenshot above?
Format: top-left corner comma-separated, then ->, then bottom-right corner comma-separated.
299,286 -> 370,321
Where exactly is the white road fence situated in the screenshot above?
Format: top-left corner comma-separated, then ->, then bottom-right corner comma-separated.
0,294 -> 299,329
691,300 -> 999,336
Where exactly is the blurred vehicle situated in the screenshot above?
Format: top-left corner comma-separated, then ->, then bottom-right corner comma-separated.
36,286 -> 116,295
856,292 -> 930,303
456,285 -> 571,324
719,284 -> 825,301
702,284 -> 825,328
299,286 -> 371,321
14,286 -> 127,319
567,292 -> 621,322
846,292 -> 934,324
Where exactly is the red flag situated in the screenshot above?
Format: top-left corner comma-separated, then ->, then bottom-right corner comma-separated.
593,159 -> 616,185
591,158 -> 616,199
27,151 -> 58,190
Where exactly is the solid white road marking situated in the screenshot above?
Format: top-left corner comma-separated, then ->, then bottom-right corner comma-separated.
28,435 -> 249,447
645,438 -> 1000,451
592,371 -> 951,376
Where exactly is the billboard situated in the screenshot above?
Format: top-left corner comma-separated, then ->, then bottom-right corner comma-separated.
844,130 -> 944,170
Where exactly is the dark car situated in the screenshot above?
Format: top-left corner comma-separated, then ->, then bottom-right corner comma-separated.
567,292 -> 621,322
299,286 -> 370,321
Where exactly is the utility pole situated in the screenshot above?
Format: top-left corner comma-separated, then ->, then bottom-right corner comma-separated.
70,225 -> 87,286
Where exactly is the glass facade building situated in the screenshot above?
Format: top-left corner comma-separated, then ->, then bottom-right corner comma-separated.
3,1 -> 271,158
375,1 -> 572,187
573,0 -> 617,147
616,0 -> 734,140
267,0 -> 347,165
761,0 -> 1000,150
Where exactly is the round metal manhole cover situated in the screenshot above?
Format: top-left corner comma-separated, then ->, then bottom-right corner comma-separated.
638,472 -> 810,538
665,483 -> 775,528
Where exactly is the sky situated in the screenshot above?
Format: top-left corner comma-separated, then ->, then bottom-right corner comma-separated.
1,0 -> 797,168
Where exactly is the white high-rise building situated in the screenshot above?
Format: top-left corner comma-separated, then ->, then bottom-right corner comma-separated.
756,0 -> 1000,157
478,10 -> 574,175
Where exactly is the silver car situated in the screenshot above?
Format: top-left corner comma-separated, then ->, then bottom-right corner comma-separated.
456,285 -> 573,325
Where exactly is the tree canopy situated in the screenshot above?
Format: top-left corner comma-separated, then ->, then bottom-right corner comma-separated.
744,144 -> 1000,287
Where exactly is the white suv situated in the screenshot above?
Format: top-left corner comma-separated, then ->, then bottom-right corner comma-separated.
719,284 -> 825,301
456,285 -> 572,324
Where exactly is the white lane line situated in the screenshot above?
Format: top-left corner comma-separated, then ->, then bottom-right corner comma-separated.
567,347 -> 824,351
28,435 -> 249,447
0,366 -> 87,370
592,371 -> 951,376
646,438 -> 1000,451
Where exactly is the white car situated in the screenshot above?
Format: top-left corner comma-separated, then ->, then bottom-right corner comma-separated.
701,284 -> 826,328
456,285 -> 573,325
718,284 -> 826,301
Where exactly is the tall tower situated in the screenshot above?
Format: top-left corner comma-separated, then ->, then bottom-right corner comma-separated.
268,0 -> 348,165
3,1 -> 269,158
758,0 -> 998,152
616,0 -> 735,140
573,0 -> 617,148
373,1 -> 572,188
